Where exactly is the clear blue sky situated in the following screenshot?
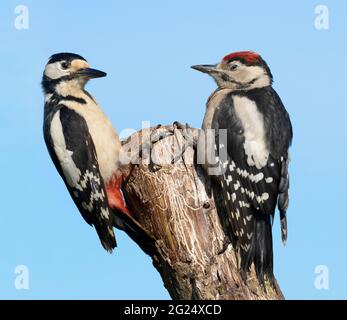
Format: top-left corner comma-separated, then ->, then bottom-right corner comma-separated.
0,0 -> 345,299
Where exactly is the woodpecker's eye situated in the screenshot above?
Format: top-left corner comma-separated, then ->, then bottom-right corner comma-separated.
229,64 -> 238,71
61,62 -> 69,70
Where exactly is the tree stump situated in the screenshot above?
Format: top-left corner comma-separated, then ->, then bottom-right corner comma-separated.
119,125 -> 284,300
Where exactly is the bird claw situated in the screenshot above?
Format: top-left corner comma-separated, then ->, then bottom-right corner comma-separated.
139,124 -> 172,171
173,121 -> 191,132
150,130 -> 173,145
171,121 -> 197,164
149,163 -> 162,172
139,122 -> 197,169
148,122 -> 190,167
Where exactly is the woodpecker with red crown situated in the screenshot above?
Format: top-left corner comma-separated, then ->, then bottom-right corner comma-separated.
192,51 -> 292,283
42,53 -> 151,253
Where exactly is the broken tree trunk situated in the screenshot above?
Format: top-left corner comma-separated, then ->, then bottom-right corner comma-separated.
119,125 -> 284,300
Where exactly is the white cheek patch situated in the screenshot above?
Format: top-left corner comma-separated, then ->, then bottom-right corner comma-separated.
235,65 -> 264,83
50,111 -> 81,187
233,95 -> 269,169
44,62 -> 70,79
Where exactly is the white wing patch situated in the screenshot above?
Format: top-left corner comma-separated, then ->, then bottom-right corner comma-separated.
233,95 -> 269,169
50,111 -> 81,187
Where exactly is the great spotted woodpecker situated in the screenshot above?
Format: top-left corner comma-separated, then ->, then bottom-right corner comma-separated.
42,53 -> 149,253
192,51 -> 292,282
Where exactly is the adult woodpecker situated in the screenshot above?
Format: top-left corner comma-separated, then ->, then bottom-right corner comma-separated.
192,51 -> 292,282
42,53 -> 150,253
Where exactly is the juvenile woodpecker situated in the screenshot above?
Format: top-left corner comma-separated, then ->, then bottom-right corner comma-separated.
42,53 -> 148,253
192,51 -> 292,282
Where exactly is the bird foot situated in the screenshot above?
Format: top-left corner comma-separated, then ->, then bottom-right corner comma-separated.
171,121 -> 197,164
138,124 -> 172,171
138,122 -> 197,171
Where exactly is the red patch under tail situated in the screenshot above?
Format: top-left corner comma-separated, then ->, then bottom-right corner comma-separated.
106,171 -> 132,217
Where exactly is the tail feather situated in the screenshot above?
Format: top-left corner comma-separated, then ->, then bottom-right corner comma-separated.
254,214 -> 273,283
278,157 -> 289,245
106,171 -> 156,256
94,222 -> 117,253
239,212 -> 273,284
280,211 -> 287,245
113,211 -> 156,256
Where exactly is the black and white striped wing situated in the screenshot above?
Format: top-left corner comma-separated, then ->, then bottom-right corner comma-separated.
43,105 -> 116,252
211,90 -> 291,278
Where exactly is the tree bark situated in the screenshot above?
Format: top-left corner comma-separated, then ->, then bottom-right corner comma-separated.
119,125 -> 284,300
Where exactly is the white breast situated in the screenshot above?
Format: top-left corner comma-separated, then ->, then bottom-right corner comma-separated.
202,89 -> 232,131
232,95 -> 269,169
61,95 -> 121,183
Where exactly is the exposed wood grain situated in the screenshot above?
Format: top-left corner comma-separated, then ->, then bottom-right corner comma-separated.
119,125 -> 284,300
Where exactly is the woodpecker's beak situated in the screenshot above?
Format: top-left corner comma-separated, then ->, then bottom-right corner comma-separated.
191,64 -> 218,74
76,68 -> 107,79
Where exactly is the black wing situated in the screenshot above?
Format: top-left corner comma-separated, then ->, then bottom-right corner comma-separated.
43,105 -> 116,252
211,88 -> 292,281
250,87 -> 292,243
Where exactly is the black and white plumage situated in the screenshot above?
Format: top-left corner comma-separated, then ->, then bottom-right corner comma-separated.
44,104 -> 116,251
192,51 -> 292,282
42,53 -> 150,253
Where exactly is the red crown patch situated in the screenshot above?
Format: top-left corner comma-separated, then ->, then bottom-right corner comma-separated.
223,51 -> 260,64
